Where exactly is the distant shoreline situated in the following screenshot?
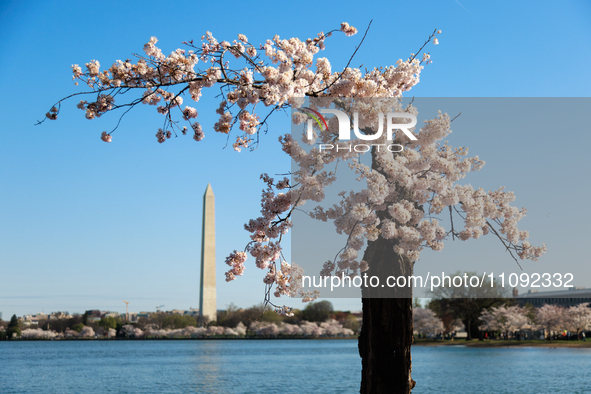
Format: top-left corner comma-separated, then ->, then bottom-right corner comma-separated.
5,338 -> 591,348
413,339 -> 591,348
1,336 -> 359,342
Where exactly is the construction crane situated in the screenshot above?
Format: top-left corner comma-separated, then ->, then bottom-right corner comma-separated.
123,300 -> 129,322
156,305 -> 165,312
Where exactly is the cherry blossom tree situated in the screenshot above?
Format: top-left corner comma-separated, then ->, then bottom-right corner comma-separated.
78,326 -> 96,338
429,272 -> 511,340
64,328 -> 78,338
413,308 -> 444,337
479,305 -> 531,339
41,22 -> 546,393
565,303 -> 591,336
535,304 -> 567,339
121,325 -> 144,338
21,328 -> 58,339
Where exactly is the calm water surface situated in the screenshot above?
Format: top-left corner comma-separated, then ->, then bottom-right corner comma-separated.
1,340 -> 590,393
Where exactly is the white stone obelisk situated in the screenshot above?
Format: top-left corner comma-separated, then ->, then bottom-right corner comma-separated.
199,183 -> 217,322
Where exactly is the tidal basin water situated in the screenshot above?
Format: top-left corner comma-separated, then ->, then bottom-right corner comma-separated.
1,339 -> 591,393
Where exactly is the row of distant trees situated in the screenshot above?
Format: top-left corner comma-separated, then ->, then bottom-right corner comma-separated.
428,272 -> 591,340
18,319 -> 357,340
129,300 -> 357,331
0,301 -> 360,339
414,302 -> 591,340
413,271 -> 591,339
0,312 -> 118,340
5,296 -> 591,341
480,303 -> 591,339
216,301 -> 358,331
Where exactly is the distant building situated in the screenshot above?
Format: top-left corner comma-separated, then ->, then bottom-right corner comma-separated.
20,314 -> 39,326
85,310 -> 102,323
185,309 -> 199,317
127,313 -> 138,323
137,312 -> 150,319
20,313 -> 51,326
49,312 -> 72,320
514,287 -> 591,307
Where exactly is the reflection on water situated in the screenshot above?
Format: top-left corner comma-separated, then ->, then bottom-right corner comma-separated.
191,341 -> 222,391
1,340 -> 590,393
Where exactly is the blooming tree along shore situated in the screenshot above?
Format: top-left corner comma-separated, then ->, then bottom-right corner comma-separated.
43,23 -> 545,393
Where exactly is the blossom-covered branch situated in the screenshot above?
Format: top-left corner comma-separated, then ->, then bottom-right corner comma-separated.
40,23 -> 376,150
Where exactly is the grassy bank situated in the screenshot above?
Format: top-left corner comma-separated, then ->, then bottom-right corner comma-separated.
413,338 -> 591,348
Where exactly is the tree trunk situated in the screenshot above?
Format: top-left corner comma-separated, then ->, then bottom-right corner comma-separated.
463,318 -> 480,340
464,319 -> 472,340
359,235 -> 415,393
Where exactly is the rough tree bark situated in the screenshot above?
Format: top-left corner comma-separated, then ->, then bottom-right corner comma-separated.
359,235 -> 415,393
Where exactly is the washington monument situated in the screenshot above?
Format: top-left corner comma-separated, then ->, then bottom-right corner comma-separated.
199,183 -> 216,322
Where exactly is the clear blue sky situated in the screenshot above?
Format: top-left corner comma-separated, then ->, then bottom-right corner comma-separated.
1,0 -> 590,319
